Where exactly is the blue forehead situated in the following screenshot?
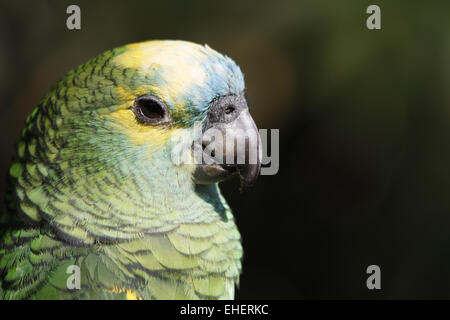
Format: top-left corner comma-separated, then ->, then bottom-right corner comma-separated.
184,52 -> 245,115
113,40 -> 246,125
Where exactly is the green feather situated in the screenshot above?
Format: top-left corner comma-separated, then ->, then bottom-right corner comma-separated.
1,40 -> 244,300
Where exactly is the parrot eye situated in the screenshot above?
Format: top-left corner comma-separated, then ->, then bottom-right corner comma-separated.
133,95 -> 169,125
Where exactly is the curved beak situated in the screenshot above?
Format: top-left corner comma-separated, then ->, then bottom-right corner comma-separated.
193,94 -> 262,188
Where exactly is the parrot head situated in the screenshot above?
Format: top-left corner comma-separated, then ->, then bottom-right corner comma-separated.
10,40 -> 261,244
102,40 -> 262,188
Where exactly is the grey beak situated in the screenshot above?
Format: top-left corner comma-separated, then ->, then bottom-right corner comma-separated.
193,94 -> 262,187
226,108 -> 262,187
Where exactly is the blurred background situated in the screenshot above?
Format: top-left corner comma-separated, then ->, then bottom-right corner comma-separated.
2,0 -> 450,299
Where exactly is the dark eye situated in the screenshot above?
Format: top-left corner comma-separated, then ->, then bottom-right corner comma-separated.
133,95 -> 169,124
225,105 -> 235,114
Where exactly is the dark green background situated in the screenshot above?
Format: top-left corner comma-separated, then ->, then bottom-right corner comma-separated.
1,0 -> 450,298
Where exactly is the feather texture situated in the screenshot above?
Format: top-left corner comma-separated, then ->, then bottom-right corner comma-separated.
0,40 -> 245,299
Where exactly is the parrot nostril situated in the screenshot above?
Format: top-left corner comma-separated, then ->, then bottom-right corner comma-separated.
225,105 -> 235,115
202,144 -> 215,157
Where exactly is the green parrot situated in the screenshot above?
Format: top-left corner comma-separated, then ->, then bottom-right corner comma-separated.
0,40 -> 261,299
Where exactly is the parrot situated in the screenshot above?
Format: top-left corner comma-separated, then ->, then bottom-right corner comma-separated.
0,40 -> 261,300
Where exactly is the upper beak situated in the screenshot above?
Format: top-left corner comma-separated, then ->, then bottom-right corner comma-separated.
193,94 -> 262,187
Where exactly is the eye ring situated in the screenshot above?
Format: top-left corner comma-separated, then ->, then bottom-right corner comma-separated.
132,95 -> 170,125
